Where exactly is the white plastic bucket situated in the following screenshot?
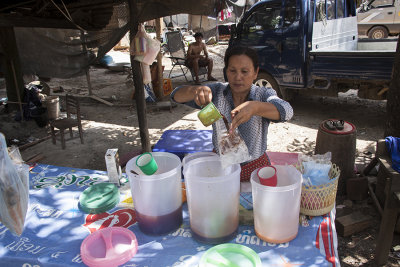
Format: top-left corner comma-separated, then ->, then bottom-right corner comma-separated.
182,151 -> 218,170
183,157 -> 240,244
250,165 -> 302,244
126,152 -> 182,235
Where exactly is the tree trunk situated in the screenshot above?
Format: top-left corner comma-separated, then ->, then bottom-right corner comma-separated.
385,37 -> 400,138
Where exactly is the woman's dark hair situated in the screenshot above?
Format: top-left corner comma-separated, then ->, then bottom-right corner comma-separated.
194,32 -> 203,38
224,46 -> 259,70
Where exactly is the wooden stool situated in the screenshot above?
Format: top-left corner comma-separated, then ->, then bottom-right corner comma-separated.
364,139 -> 400,265
315,119 -> 357,195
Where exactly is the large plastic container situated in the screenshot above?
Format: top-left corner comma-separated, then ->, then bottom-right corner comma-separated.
182,151 -> 218,170
183,157 -> 241,244
251,165 -> 302,244
126,152 -> 182,235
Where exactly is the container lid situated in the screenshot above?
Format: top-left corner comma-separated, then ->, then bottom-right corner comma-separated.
182,151 -> 218,168
199,244 -> 261,267
80,227 -> 138,267
79,183 -> 120,214
320,119 -> 356,135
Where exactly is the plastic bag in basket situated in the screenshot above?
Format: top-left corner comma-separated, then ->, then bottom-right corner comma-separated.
299,152 -> 332,186
0,133 -> 29,236
299,164 -> 340,216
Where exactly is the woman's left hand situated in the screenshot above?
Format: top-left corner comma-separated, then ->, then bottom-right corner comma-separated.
230,101 -> 255,133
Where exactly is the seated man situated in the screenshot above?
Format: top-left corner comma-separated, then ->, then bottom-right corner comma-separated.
186,32 -> 217,84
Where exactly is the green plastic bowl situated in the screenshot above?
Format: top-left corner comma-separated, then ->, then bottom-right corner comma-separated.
199,243 -> 262,267
79,183 -> 120,214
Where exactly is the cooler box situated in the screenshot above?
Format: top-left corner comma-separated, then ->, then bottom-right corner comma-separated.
153,130 -> 213,159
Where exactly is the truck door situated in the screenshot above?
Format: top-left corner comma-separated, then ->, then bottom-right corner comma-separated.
279,0 -> 305,87
232,0 -> 283,77
231,0 -> 305,87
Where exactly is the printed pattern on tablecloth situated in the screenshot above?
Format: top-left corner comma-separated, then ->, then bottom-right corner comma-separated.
0,164 -> 339,267
240,192 -> 254,210
316,211 -> 340,267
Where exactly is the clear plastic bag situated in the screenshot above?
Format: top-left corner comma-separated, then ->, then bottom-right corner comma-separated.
215,119 -> 252,169
130,24 -> 147,57
0,133 -> 29,236
141,37 -> 160,65
298,152 -> 332,186
141,63 -> 152,84
131,24 -> 161,65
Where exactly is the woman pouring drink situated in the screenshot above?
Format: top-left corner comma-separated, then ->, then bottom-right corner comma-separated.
171,46 -> 293,181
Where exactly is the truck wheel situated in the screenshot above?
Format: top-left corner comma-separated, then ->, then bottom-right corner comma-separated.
255,72 -> 288,100
368,26 -> 388,39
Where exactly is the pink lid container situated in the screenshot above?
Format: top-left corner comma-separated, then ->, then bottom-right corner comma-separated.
80,227 -> 138,267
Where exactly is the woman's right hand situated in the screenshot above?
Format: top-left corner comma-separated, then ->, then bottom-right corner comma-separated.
193,86 -> 212,107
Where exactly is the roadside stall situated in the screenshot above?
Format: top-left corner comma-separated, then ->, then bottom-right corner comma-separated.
1,1 -> 342,266
0,129 -> 341,266
0,157 -> 339,266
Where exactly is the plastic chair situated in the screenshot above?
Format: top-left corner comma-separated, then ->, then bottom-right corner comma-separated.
50,94 -> 84,149
165,31 -> 207,82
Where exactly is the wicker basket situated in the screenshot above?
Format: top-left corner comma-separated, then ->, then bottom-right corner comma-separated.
300,164 -> 340,216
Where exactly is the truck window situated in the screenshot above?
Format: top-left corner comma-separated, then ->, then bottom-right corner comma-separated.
284,0 -> 298,25
337,0 -> 345,18
314,0 -> 355,21
370,0 -> 394,8
327,0 -> 336,19
242,3 -> 282,34
315,0 -> 327,22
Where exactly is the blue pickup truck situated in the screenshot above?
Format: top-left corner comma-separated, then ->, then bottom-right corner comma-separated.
228,0 -> 397,100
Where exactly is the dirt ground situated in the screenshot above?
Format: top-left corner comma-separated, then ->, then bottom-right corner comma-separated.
0,44 -> 399,266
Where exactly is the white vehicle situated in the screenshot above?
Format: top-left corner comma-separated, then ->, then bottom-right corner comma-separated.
357,0 -> 400,38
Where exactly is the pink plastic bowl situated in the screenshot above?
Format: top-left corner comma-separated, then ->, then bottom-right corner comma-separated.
80,227 -> 138,267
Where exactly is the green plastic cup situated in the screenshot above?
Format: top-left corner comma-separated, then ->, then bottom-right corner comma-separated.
136,152 -> 158,175
197,102 -> 222,127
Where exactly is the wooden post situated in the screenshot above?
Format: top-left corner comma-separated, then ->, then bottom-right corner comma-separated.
10,61 -> 24,120
0,27 -> 25,112
216,15 -> 219,43
155,18 -> 163,99
80,31 -> 93,96
127,0 -> 150,152
188,14 -> 192,31
375,189 -> 400,265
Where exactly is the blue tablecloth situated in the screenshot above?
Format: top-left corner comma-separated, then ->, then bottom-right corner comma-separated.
0,164 -> 340,267
152,130 -> 213,159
